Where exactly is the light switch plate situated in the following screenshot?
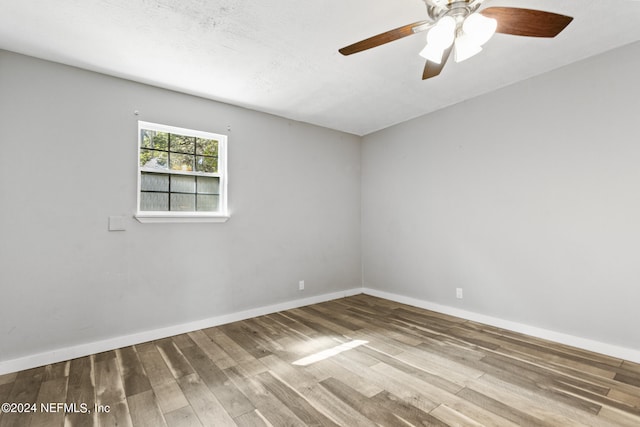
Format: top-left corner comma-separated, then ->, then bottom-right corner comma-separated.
108,216 -> 126,231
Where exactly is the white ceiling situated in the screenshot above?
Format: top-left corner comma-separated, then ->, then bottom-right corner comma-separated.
1,0 -> 640,136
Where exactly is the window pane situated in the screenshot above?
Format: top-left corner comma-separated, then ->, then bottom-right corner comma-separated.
170,194 -> 195,211
170,134 -> 194,154
140,192 -> 168,211
196,156 -> 217,173
171,175 -> 196,193
141,129 -> 153,148
141,173 -> 169,192
141,130 -> 169,150
197,194 -> 219,211
197,176 -> 219,194
138,123 -> 226,216
170,153 -> 194,171
140,149 -> 168,169
196,138 -> 218,156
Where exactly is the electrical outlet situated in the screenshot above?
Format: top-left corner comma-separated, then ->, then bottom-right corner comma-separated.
456,288 -> 463,299
299,280 -> 305,291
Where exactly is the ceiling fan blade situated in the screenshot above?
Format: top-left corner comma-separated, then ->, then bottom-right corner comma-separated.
480,7 -> 573,38
339,20 -> 430,55
422,45 -> 453,80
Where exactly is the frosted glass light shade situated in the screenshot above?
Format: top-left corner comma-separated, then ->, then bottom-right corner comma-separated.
419,16 -> 456,63
462,13 -> 497,46
454,35 -> 482,62
428,16 -> 456,48
419,44 -> 445,63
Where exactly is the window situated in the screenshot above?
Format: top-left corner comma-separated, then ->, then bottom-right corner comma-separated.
135,121 -> 228,223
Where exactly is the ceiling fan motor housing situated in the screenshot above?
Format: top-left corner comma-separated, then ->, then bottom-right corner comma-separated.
423,0 -> 482,9
425,0 -> 482,24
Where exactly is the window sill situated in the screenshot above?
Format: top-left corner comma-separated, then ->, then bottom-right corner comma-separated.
135,212 -> 230,223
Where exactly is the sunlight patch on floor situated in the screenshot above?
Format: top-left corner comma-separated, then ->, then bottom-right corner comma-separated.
292,340 -> 368,366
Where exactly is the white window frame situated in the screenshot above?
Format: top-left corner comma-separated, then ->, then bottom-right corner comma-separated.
135,121 -> 229,223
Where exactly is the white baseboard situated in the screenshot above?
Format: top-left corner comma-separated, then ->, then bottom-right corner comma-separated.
363,287 -> 640,364
3,286 -> 638,375
0,288 -> 362,376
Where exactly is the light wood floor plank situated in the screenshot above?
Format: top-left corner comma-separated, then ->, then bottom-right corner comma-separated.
127,389 -> 167,427
137,345 -> 175,387
179,343 -> 254,418
172,334 -> 196,350
153,380 -> 190,414
97,399 -> 133,427
468,374 -> 611,426
0,367 -> 44,427
455,385 -> 548,426
155,339 -> 195,380
218,322 -> 274,360
95,356 -> 126,407
370,390 -> 448,427
164,405 -> 203,427
0,374 -> 17,387
319,377 -> 407,426
608,387 -> 640,407
336,355 -> 440,413
187,330 -> 237,370
176,373 -> 235,427
204,329 -> 255,365
257,371 -> 340,426
224,367 -> 306,426
394,346 -> 485,387
117,347 -> 152,397
303,358 -> 384,398
598,406 -> 640,427
0,383 -> 12,425
42,361 -> 69,382
359,345 -> 463,395
621,360 -> 640,374
64,357 -> 96,427
431,403 -> 486,427
233,410 -> 271,427
29,377 -> 67,427
269,312 -> 318,338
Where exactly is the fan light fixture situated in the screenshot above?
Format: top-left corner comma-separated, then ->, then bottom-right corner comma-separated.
418,16 -> 456,64
419,12 -> 497,64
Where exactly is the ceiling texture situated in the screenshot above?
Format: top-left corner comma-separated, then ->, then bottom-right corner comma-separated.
1,0 -> 640,136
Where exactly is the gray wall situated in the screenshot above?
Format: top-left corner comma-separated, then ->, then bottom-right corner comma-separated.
362,41 -> 640,350
0,51 -> 362,362
3,40 -> 640,364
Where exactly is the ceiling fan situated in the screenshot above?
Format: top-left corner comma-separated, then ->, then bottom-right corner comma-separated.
338,0 -> 573,80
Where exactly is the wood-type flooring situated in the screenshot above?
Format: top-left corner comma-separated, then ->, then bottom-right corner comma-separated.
1,294 -> 639,426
